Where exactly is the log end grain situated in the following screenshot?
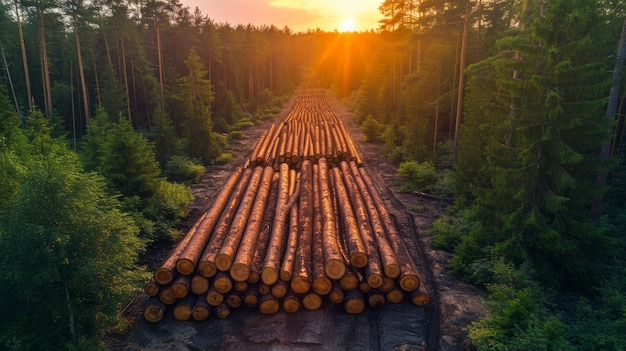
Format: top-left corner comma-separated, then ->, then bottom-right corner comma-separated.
247,271 -> 260,284
215,304 -> 231,318
143,297 -> 166,323
159,287 -> 177,305
192,305 -> 210,321
312,276 -> 332,296
350,252 -> 368,269
383,264 -> 401,280
230,263 -> 251,282
154,268 -> 174,286
260,267 -> 279,286
206,289 -> 224,306
173,305 -> 193,321
197,261 -> 217,278
302,292 -> 322,311
344,291 -> 365,314
143,280 -> 160,297
367,290 -> 386,308
366,273 -> 384,289
283,295 -> 300,313
324,259 -> 346,280
386,289 -> 404,304
399,274 -> 420,292
175,258 -> 195,276
291,276 -> 312,294
259,295 -> 280,314
213,274 -> 233,294
215,254 -> 233,272
226,293 -> 243,308
191,275 -> 210,295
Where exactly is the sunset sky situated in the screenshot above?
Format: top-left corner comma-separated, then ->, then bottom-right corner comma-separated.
181,0 -> 383,32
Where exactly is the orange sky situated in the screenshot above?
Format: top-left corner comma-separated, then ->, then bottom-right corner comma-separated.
180,0 -> 383,32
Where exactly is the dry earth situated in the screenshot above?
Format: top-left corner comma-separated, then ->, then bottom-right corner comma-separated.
106,91 -> 486,351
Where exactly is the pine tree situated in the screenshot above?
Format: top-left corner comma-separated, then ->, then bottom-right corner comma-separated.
456,0 -> 615,288
178,47 -> 220,163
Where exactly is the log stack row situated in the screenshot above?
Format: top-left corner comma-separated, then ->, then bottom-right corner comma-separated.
143,88 -> 430,323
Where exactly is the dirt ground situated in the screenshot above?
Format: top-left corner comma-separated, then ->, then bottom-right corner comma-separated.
106,91 -> 486,351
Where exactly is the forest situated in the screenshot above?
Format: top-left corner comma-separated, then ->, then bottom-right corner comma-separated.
0,0 -> 625,350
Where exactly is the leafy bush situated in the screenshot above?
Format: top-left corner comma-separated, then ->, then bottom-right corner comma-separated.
215,152 -> 233,165
397,160 -> 438,192
228,130 -> 245,140
361,114 -> 384,142
228,121 -> 255,131
429,212 -> 467,251
164,155 -> 205,184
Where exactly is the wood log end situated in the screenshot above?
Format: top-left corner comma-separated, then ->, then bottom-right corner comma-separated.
283,297 -> 301,313
325,259 -> 346,280
197,261 -> 217,278
312,277 -> 332,296
143,297 -> 166,323
192,306 -> 210,321
291,276 -> 312,294
366,274 -> 384,289
260,267 -> 279,286
214,303 -> 231,319
230,263 -> 251,282
191,276 -> 210,295
302,292 -> 322,311
399,274 -> 420,292
215,254 -> 233,272
386,289 -> 404,304
259,295 -> 280,314
173,305 -> 193,321
175,258 -> 195,276
350,252 -> 368,269
383,264 -> 401,279
154,268 -> 174,285
143,280 -> 160,297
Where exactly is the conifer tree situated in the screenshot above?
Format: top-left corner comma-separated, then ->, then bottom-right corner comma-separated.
455,0 -> 615,288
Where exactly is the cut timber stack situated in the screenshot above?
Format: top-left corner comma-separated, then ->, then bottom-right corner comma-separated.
143,87 -> 430,322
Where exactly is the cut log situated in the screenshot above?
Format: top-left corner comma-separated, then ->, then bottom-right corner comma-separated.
243,284 -> 259,308
248,172 -> 280,284
258,294 -> 280,314
176,167 -> 243,275
283,290 -> 301,313
206,286 -> 224,306
271,280 -> 288,298
230,166 -> 275,281
172,275 -> 191,299
214,303 -> 230,319
234,280 -> 248,292
261,163 -> 292,285
191,275 -> 209,295
197,168 -> 254,278
216,166 -> 265,272
143,279 -> 160,297
386,286 -> 404,304
339,267 -> 360,291
291,159 -> 313,294
158,285 -> 176,305
359,281 -> 372,294
302,292 -> 322,311
213,272 -> 233,294
143,297 -> 166,323
312,163 -> 331,295
226,292 -> 242,308
367,289 -> 386,308
344,289 -> 365,314
280,187 -> 299,282
318,158 -> 345,279
348,161 -> 400,279
192,294 -> 211,321
258,283 -> 271,296
379,277 -> 395,293
173,294 -> 195,321
328,280 -> 344,304
411,283 -> 431,307
332,166 -> 367,268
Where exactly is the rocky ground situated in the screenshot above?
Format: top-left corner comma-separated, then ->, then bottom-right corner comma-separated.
106,91 -> 486,351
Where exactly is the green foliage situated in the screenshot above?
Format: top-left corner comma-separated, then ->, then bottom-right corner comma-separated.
164,155 -> 205,184
397,160 -> 438,192
0,112 -> 144,351
228,130 -> 245,140
179,48 -> 221,164
81,109 -> 193,242
214,152 -> 233,165
429,210 -> 469,252
360,114 -> 384,142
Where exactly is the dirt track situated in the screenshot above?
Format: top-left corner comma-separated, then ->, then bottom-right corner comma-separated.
106,90 -> 485,351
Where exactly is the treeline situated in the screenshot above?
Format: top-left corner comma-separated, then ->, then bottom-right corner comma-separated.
347,0 -> 626,349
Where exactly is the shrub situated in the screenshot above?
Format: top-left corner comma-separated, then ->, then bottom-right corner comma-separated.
361,114 -> 384,142
397,160 -> 438,192
215,153 -> 233,165
228,131 -> 245,141
164,155 -> 205,184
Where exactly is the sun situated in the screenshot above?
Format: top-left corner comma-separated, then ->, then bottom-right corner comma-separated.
339,17 -> 357,32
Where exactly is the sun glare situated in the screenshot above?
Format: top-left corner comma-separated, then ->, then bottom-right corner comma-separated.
339,17 -> 357,32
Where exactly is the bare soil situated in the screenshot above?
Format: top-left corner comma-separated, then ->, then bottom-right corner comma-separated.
106,91 -> 486,351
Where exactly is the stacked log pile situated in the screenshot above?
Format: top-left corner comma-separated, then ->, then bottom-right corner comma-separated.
143,88 -> 430,323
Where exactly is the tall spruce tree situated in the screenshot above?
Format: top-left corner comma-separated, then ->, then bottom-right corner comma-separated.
455,0 -> 615,288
